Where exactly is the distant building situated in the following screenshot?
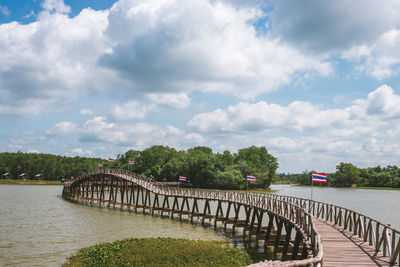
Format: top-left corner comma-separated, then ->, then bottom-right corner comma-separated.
19,173 -> 29,180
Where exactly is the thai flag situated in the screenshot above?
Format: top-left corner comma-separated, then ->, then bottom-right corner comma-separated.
246,175 -> 256,182
128,161 -> 135,165
312,172 -> 327,183
98,163 -> 103,168
179,176 -> 187,182
108,157 -> 115,163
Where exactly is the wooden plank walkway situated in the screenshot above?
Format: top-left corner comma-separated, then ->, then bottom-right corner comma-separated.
313,218 -> 391,266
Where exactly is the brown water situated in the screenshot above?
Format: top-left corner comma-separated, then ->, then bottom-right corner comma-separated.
0,185 -> 227,267
1,184 -> 398,266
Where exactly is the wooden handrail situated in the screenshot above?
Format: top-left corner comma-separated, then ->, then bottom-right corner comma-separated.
260,193 -> 400,264
65,169 -> 323,266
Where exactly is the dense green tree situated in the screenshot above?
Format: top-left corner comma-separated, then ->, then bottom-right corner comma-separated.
0,152 -> 104,180
331,162 -> 360,187
236,146 -> 278,188
0,145 -> 279,189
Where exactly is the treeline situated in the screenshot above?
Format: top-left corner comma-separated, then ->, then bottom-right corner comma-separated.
0,146 -> 278,189
114,145 -> 278,189
0,152 -> 103,180
279,162 -> 400,188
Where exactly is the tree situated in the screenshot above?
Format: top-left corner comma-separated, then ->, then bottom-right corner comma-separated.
235,146 -> 278,188
331,162 -> 360,187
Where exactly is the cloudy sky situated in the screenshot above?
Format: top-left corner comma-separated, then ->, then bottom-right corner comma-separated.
1,0 -> 400,173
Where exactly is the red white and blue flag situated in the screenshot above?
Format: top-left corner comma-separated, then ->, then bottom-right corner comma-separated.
312,172 -> 327,183
108,157 -> 115,163
179,176 -> 187,182
98,163 -> 103,168
246,175 -> 256,182
128,161 -> 135,165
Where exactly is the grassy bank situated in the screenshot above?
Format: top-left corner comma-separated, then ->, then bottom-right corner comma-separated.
352,185 -> 400,191
0,179 -> 63,185
63,238 -> 253,267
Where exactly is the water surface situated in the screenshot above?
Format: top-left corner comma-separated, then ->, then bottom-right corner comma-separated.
271,184 -> 400,229
0,185 -> 226,266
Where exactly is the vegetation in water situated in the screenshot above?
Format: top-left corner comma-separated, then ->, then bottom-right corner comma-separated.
279,162 -> 400,188
63,237 -> 253,267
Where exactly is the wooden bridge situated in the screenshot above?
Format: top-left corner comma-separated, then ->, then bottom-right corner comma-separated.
62,169 -> 400,266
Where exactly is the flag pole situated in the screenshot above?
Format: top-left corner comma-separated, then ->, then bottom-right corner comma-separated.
311,180 -> 313,200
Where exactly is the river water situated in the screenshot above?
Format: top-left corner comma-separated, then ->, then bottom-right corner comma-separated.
0,185 -> 227,266
0,184 -> 399,266
271,184 -> 400,229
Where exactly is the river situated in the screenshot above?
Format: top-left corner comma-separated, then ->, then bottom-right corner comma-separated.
271,184 -> 400,229
0,184 -> 399,266
0,185 -> 227,266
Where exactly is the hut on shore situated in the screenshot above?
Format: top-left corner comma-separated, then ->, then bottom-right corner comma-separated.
19,173 -> 29,180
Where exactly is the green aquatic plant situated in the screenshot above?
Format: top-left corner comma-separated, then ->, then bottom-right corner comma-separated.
63,237 -> 253,267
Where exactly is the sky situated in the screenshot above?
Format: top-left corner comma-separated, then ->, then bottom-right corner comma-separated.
1,0 -> 400,173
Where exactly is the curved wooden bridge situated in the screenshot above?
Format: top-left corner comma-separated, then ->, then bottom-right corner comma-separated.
62,169 -> 400,266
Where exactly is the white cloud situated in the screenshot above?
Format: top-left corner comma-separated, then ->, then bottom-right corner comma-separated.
147,92 -> 191,109
0,5 -> 10,17
186,84 -> 400,172
364,85 -> 400,117
80,116 -> 204,149
72,147 -> 93,156
41,0 -> 71,14
342,30 -> 400,79
0,6 -> 110,116
189,101 -> 350,133
80,108 -> 94,115
100,0 -> 331,99
111,101 -> 156,121
269,0 -> 400,53
189,85 -> 400,135
46,121 -> 78,136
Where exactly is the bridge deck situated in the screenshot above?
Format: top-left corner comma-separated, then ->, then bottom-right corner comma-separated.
313,218 -> 391,266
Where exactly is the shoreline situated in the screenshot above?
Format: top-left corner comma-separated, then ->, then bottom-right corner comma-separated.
0,179 -> 63,185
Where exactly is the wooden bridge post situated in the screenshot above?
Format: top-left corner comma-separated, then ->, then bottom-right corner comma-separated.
190,198 -> 199,223
201,199 -> 211,226
214,200 -> 224,228
264,213 -> 275,251
171,196 -> 179,219
224,201 -> 232,231
161,196 -> 170,217
179,197 -> 190,221
291,231 -> 302,260
62,170 -> 329,266
232,203 -> 241,236
281,222 -> 292,261
152,193 -> 159,216
272,219 -> 284,259
243,205 -> 252,239
107,178 -> 114,208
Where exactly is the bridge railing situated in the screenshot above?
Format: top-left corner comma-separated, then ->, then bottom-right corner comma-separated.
67,169 -> 323,266
262,193 -> 400,265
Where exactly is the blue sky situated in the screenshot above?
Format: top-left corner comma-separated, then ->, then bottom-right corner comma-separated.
1,0 -> 400,173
